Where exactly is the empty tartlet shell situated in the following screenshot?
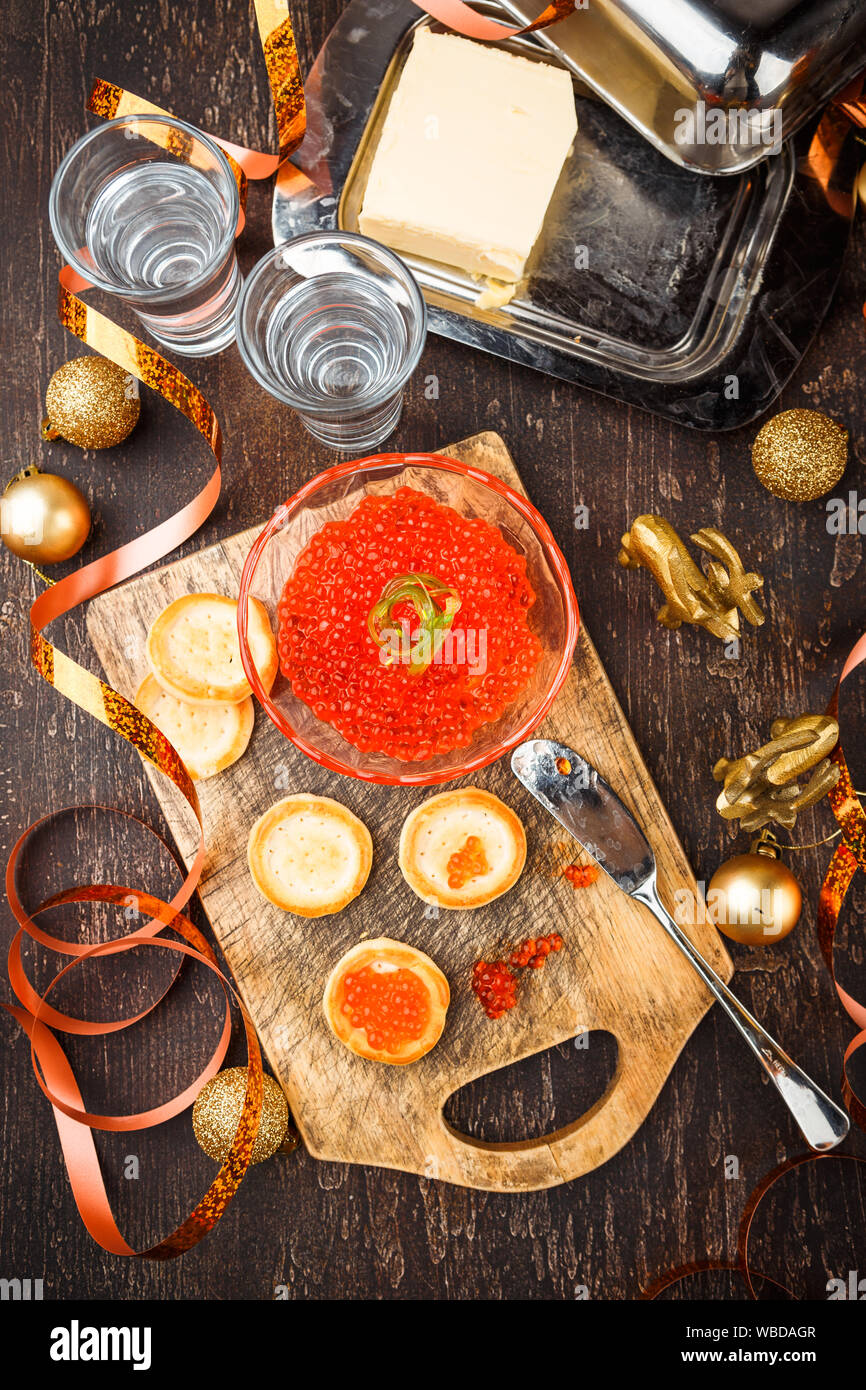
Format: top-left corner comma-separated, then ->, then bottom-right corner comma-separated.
399,787 -> 527,909
247,794 -> 373,917
322,937 -> 450,1065
146,593 -> 278,705
135,673 -> 254,780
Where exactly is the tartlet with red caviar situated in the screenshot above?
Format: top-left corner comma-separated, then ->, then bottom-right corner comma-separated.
323,938 -> 450,1065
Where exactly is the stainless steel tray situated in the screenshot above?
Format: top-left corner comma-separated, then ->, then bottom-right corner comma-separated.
273,0 -> 857,430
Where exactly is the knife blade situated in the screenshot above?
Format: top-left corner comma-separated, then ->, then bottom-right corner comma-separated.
511,737 -> 655,893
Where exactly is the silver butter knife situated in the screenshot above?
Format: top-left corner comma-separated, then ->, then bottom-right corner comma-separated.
511,738 -> 849,1152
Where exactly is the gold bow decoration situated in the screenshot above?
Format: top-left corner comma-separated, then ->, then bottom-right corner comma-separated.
713,714 -> 841,831
617,515 -> 765,641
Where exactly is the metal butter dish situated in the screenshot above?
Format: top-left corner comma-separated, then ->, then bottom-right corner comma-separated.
273,0 -> 857,430
507,0 -> 866,175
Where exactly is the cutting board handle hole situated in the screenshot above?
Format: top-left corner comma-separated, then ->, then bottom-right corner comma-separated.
442,1031 -> 618,1145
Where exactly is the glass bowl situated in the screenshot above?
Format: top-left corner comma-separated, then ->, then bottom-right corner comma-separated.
237,453 -> 579,786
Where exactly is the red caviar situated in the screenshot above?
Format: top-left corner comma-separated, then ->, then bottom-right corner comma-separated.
471,960 -> 518,1020
563,863 -> 600,888
340,966 -> 431,1054
276,487 -> 542,761
509,932 -> 564,969
447,834 -> 490,889
471,932 -> 564,1019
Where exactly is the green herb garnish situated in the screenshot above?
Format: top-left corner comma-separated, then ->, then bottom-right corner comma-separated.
367,572 -> 461,677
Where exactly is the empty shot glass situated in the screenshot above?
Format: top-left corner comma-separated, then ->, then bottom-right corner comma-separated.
50,114 -> 241,357
235,233 -> 427,450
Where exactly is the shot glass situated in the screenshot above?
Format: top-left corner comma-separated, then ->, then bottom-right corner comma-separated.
235,233 -> 427,450
50,114 -> 241,357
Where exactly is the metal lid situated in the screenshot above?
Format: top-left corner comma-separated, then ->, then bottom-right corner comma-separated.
505,0 -> 866,174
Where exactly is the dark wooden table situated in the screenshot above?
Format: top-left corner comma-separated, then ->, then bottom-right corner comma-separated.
2,0 -> 865,1301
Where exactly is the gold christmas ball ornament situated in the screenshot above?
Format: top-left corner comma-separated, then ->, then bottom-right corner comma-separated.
1,465 -> 91,565
192,1067 -> 291,1165
751,408 -> 848,502
41,355 -> 140,450
707,831 -> 802,945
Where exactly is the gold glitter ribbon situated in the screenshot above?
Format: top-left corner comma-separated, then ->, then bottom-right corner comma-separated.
88,1 -> 304,168
87,0 -> 306,230
4,2 -> 305,1258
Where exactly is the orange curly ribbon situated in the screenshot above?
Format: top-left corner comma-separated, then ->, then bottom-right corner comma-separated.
738,1152 -> 866,1301
414,0 -> 579,40
5,845 -> 265,1257
641,1259 -> 792,1302
4,1 -> 305,1258
819,631 -> 866,1131
643,1154 -> 866,1300
804,75 -> 864,220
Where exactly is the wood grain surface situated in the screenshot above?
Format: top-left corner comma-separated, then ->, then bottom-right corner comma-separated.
2,0 -> 865,1299
86,430 -> 733,1191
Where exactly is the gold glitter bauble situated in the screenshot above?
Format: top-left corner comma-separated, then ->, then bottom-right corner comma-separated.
192,1067 -> 289,1165
751,408 -> 848,502
42,356 -> 140,450
1,465 -> 91,565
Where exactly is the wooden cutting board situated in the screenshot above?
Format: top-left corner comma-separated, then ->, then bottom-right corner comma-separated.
86,430 -> 732,1191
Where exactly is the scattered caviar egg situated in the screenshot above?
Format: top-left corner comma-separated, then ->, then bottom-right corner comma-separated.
323,938 -> 450,1065
471,932 -> 564,1019
276,487 -> 542,762
471,960 -> 518,1020
563,863 -> 600,888
555,756 -> 571,775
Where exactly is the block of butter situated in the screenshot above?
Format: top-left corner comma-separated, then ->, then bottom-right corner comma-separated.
358,29 -> 577,284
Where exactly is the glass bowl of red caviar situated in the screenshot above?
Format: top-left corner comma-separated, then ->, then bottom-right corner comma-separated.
237,453 -> 579,786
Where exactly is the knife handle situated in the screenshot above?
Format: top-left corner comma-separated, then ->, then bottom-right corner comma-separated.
632,872 -> 849,1152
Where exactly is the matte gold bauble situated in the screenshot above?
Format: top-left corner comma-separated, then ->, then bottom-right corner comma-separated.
1,466 -> 91,565
192,1067 -> 292,1165
41,355 -> 140,450
751,408 -> 847,502
707,832 -> 802,945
